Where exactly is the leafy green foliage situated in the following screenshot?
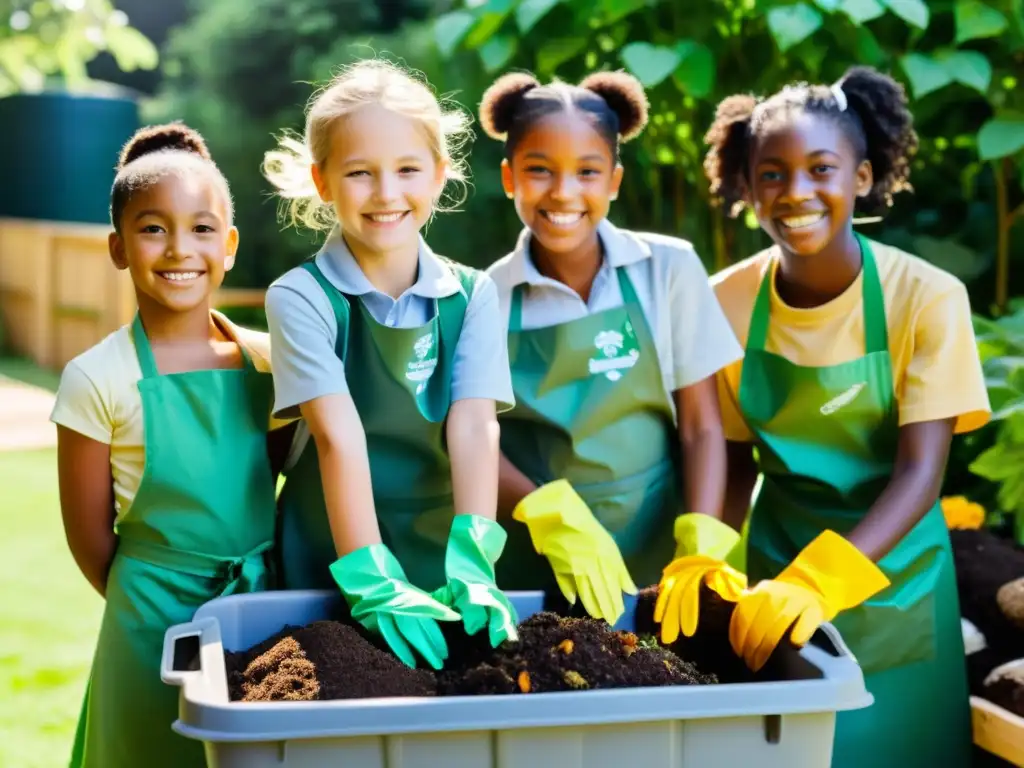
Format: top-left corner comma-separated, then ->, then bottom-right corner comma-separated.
968,305 -> 1024,540
0,0 -> 157,96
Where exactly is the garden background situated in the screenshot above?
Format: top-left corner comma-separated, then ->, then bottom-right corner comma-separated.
1,0 -> 1023,764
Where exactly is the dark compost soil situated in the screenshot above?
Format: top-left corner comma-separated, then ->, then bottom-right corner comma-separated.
436,611 -> 717,695
982,663 -> 1024,718
633,583 -> 795,683
949,528 -> 1024,696
225,620 -> 436,702
223,586 -> 788,702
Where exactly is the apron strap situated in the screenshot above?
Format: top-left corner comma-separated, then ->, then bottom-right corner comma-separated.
130,313 -> 259,378
857,234 -> 889,355
509,284 -> 525,332
130,314 -> 161,379
302,259 -> 351,360
436,259 -> 475,371
746,234 -> 889,355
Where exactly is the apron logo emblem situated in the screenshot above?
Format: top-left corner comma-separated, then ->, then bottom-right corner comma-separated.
406,332 -> 438,393
820,382 -> 867,415
589,329 -> 640,382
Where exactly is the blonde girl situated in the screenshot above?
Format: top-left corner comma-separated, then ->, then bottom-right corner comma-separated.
263,59 -> 517,670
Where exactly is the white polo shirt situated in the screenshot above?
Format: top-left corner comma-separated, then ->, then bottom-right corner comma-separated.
487,218 -> 742,418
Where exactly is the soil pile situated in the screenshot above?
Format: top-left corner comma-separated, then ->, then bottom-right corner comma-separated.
983,663 -> 1024,718
633,584 -> 794,683
436,611 -> 717,695
950,528 -> 1024,697
951,528 -> 1024,657
225,620 -> 436,702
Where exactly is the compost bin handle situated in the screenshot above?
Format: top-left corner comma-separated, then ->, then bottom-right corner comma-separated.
161,617 -> 229,705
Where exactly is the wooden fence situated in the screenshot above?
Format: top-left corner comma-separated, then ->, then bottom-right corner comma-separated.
0,218 -> 267,370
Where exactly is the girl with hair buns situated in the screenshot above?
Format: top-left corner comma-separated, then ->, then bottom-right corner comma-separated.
51,123 -> 289,768
263,59 -> 518,672
480,71 -> 745,628
703,66 -> 990,765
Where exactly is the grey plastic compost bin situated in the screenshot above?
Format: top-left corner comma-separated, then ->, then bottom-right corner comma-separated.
162,590 -> 872,768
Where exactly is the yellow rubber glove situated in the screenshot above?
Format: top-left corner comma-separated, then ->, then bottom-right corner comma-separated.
729,530 -> 891,671
513,479 -> 637,625
654,514 -> 748,644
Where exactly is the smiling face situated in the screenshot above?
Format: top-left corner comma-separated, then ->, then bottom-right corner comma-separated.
109,172 -> 237,314
311,103 -> 446,263
748,111 -> 872,258
502,111 -> 623,263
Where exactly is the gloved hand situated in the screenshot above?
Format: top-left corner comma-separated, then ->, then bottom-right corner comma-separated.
654,513 -> 747,643
329,543 -> 460,670
729,530 -> 891,672
513,479 -> 637,625
433,514 -> 519,646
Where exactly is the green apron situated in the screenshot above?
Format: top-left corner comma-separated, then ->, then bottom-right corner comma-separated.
277,259 -> 476,592
70,314 -> 277,768
739,235 -> 971,768
497,266 -> 680,591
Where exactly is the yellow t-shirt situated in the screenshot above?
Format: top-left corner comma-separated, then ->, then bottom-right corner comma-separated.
712,239 -> 991,442
50,311 -> 286,523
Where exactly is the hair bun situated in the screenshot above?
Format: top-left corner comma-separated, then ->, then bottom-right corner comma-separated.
479,72 -> 541,140
578,71 -> 649,141
118,123 -> 212,169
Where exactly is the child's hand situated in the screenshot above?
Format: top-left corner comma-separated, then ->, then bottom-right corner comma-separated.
437,515 -> 519,646
330,544 -> 460,670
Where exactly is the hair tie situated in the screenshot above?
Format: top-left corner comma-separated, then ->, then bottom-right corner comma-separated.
831,82 -> 848,112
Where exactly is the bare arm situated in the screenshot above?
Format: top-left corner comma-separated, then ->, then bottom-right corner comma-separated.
299,394 -> 381,556
447,398 -> 501,520
498,453 -> 537,520
674,374 -> 728,519
57,426 -> 117,597
723,440 -> 758,532
846,418 -> 955,561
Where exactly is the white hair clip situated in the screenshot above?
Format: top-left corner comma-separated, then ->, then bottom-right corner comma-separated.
831,82 -> 848,112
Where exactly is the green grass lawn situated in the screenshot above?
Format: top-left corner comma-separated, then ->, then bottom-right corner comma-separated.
0,449 -> 103,768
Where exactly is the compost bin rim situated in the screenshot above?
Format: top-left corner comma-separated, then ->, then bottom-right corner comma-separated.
170,659 -> 871,743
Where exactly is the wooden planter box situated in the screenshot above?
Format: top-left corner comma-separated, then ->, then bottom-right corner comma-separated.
973,696 -> 1024,766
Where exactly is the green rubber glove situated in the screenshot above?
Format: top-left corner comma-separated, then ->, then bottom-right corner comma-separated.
433,514 -> 519,646
329,544 -> 460,670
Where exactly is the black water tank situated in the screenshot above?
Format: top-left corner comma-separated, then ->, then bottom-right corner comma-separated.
0,90 -> 139,224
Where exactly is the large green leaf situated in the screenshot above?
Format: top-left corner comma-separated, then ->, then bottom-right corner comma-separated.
971,443 -> 1024,481
536,36 -> 588,74
913,235 -> 990,281
767,3 -> 824,52
814,0 -> 844,10
463,0 -> 515,49
853,26 -> 886,65
516,0 -> 562,33
621,42 -> 681,87
479,35 -> 517,72
841,0 -> 886,23
596,0 -> 649,25
900,53 -> 953,97
673,40 -> 715,98
434,11 -> 475,57
884,0 -> 930,29
943,50 -> 993,93
955,0 -> 1008,44
104,25 -> 159,72
978,117 -> 1024,160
